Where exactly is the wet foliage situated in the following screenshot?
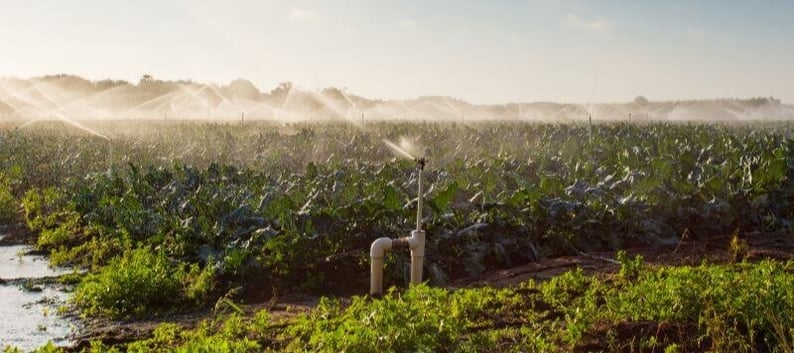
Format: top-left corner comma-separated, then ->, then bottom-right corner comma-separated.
2,120 -> 794,318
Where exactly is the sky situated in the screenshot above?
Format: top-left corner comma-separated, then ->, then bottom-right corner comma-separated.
1,0 -> 793,104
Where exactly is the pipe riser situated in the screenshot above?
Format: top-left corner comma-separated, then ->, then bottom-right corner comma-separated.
371,257 -> 384,295
409,230 -> 426,285
416,167 -> 423,231
410,255 -> 424,285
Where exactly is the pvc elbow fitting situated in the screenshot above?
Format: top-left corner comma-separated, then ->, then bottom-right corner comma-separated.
370,237 -> 393,258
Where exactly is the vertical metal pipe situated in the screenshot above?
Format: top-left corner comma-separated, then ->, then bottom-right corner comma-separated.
416,165 -> 423,231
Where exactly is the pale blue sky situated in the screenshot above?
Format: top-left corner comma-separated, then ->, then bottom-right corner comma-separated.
1,0 -> 793,103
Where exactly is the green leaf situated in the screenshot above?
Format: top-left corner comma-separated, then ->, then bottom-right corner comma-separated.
431,181 -> 458,212
383,185 -> 402,211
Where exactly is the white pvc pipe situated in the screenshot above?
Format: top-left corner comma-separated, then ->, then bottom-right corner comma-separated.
369,159 -> 428,296
369,229 -> 426,296
408,230 -> 425,285
370,237 -> 392,296
412,160 -> 426,285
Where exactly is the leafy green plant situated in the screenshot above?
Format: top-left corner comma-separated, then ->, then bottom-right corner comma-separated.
6,121 -> 794,320
74,248 -> 215,318
729,229 -> 749,263
0,166 -> 23,223
617,250 -> 645,281
0,184 -> 16,223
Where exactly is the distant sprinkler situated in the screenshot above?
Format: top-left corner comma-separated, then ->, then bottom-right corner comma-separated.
629,113 -> 632,123
588,115 -> 593,144
107,138 -> 114,173
241,111 -> 245,124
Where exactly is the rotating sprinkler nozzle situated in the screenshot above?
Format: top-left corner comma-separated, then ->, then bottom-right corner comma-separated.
416,157 -> 427,170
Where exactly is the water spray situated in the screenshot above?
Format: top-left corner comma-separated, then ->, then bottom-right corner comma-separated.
370,150 -> 428,297
17,112 -> 114,173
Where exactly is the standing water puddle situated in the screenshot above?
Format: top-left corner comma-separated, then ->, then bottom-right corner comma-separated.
0,234 -> 75,351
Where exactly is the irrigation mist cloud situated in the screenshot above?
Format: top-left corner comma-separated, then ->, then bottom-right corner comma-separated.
1,75 -> 792,124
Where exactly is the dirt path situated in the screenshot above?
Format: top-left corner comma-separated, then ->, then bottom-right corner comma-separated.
66,295 -> 319,351
453,230 -> 794,288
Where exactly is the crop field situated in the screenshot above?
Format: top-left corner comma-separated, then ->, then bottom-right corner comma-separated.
2,120 -> 794,352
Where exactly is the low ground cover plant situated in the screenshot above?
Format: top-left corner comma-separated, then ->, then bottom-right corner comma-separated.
14,260 -> 793,352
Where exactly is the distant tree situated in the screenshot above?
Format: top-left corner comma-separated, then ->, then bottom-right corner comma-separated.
135,74 -> 174,101
633,96 -> 649,105
269,82 -> 293,96
226,79 -> 262,100
745,97 -> 781,107
41,74 -> 93,93
95,79 -> 130,90
322,87 -> 345,100
139,74 -> 154,85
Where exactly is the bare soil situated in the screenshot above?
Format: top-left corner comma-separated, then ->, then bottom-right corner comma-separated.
0,222 -> 37,246
453,230 -> 794,288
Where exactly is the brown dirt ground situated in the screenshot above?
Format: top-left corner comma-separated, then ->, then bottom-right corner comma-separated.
66,296 -> 320,352
453,230 -> 794,288
0,222 -> 37,246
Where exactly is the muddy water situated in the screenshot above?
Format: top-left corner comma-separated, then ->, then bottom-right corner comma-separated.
0,235 -> 75,351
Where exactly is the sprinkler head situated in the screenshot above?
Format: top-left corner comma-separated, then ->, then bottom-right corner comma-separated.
415,157 -> 427,170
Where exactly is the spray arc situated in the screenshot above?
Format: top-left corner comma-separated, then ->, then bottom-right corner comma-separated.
370,157 -> 427,296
